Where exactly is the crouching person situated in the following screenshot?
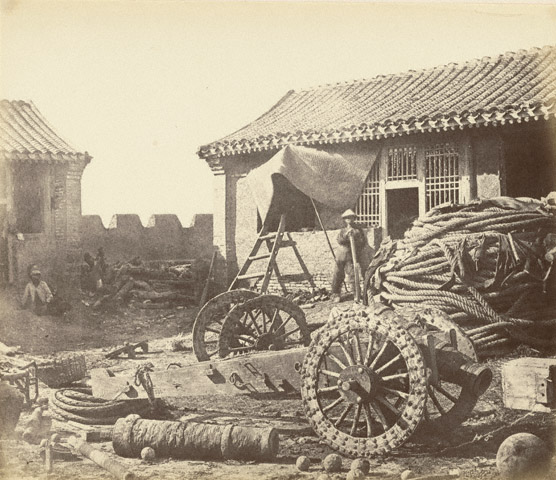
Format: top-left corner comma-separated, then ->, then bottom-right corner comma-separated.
21,266 -> 53,315
21,266 -> 71,316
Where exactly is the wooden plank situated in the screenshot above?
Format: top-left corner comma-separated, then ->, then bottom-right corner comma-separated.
91,348 -> 309,401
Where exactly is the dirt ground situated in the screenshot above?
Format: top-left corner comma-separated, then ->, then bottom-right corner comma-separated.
0,286 -> 555,480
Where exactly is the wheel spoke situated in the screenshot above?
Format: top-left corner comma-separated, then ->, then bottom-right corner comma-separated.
334,404 -> 353,427
371,400 -> 390,431
363,403 -> 373,437
318,385 -> 339,394
327,353 -> 347,370
247,311 -> 262,335
338,338 -> 355,366
269,308 -> 281,330
381,372 -> 408,382
352,333 -> 363,364
434,383 -> 459,404
350,403 -> 362,436
364,334 -> 375,366
322,396 -> 344,413
428,385 -> 446,415
376,395 -> 402,418
375,353 -> 402,374
369,339 -> 389,370
273,326 -> 300,341
381,387 -> 409,399
273,315 -> 293,334
319,369 -> 340,378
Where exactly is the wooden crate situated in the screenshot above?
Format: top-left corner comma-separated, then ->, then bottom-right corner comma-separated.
502,357 -> 556,412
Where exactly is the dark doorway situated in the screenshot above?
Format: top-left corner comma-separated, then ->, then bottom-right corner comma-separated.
503,125 -> 556,198
387,188 -> 419,239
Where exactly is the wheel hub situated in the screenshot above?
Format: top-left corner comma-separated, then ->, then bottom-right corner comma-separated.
337,365 -> 379,405
254,332 -> 274,350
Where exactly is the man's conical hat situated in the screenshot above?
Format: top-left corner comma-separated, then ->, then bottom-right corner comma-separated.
341,209 -> 357,218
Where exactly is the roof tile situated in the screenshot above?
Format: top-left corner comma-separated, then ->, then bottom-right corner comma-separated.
199,45 -> 556,159
0,100 -> 90,163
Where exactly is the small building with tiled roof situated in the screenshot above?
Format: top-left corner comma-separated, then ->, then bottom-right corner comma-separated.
199,45 -> 556,292
0,100 -> 92,285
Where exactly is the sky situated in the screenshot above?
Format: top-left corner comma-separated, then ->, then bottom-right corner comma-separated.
2,0 -> 556,226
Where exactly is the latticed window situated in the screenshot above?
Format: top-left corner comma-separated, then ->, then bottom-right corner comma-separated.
356,162 -> 380,226
387,146 -> 417,180
425,143 -> 460,210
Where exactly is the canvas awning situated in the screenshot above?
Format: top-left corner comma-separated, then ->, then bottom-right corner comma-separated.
246,144 -> 381,221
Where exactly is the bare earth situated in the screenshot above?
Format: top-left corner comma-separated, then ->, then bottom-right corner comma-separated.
0,288 -> 554,480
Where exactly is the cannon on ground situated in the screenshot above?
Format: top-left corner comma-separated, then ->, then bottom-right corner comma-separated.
91,292 -> 492,458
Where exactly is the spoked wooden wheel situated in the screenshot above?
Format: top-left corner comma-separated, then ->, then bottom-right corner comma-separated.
301,305 -> 427,457
218,295 -> 312,358
192,289 -> 258,361
394,305 -> 487,432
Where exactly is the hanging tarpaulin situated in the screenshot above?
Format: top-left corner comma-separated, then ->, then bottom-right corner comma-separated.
246,144 -> 381,221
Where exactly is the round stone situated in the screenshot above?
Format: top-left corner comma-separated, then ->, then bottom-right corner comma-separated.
323,453 -> 343,473
351,458 -> 371,474
496,433 -> 551,480
140,446 -> 156,462
347,468 -> 366,480
296,455 -> 311,471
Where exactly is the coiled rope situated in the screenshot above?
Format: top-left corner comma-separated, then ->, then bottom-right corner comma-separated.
364,197 -> 556,356
50,387 -> 151,425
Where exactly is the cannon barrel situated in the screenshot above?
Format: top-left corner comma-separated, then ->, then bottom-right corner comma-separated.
435,348 -> 493,396
112,414 -> 279,461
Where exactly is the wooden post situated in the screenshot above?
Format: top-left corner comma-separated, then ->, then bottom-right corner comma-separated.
199,249 -> 217,307
349,233 -> 361,302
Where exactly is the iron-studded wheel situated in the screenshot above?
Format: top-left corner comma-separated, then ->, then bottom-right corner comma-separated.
301,304 -> 427,458
394,305 -> 485,433
218,295 -> 312,358
192,289 -> 259,361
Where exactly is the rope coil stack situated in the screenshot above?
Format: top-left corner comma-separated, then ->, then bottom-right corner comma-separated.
364,196 -> 556,356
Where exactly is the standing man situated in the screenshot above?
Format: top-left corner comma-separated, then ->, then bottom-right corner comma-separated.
331,209 -> 365,303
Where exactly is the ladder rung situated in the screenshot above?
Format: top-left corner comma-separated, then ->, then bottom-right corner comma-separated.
237,271 -> 267,280
259,232 -> 278,240
280,240 -> 296,247
249,253 -> 271,261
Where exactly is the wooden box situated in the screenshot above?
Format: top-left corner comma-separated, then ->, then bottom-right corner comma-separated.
502,357 -> 556,412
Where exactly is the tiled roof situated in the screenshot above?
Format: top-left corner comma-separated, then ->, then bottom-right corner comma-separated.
199,45 -> 556,160
0,100 -> 91,163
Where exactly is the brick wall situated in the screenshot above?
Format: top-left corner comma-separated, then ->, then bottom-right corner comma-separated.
81,213 -> 213,263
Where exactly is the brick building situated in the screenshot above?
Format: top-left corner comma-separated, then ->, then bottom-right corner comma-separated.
0,100 -> 92,286
200,46 -> 556,292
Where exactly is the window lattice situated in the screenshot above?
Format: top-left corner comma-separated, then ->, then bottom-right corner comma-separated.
388,146 -> 417,180
425,143 -> 460,210
356,163 -> 380,227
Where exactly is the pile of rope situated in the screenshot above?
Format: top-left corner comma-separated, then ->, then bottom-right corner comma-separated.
364,196 -> 556,356
50,388 -> 151,425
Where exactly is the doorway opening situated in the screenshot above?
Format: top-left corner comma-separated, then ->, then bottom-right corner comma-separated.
387,188 -> 419,239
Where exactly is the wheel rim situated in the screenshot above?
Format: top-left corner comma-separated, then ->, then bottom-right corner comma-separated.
192,289 -> 259,361
218,295 -> 311,358
302,305 -> 427,457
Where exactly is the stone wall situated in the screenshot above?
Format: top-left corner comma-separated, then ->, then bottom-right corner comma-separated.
81,213 -> 213,263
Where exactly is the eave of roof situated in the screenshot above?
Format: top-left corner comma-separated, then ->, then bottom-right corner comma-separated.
0,100 -> 92,164
198,45 -> 556,162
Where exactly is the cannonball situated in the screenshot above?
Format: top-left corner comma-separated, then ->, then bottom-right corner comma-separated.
351,458 -> 370,474
496,433 -> 551,480
296,455 -> 311,471
400,470 -> 415,480
323,453 -> 343,473
140,446 -> 156,462
347,468 -> 366,480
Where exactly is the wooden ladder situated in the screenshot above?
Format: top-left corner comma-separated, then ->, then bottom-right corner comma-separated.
229,214 -> 316,294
